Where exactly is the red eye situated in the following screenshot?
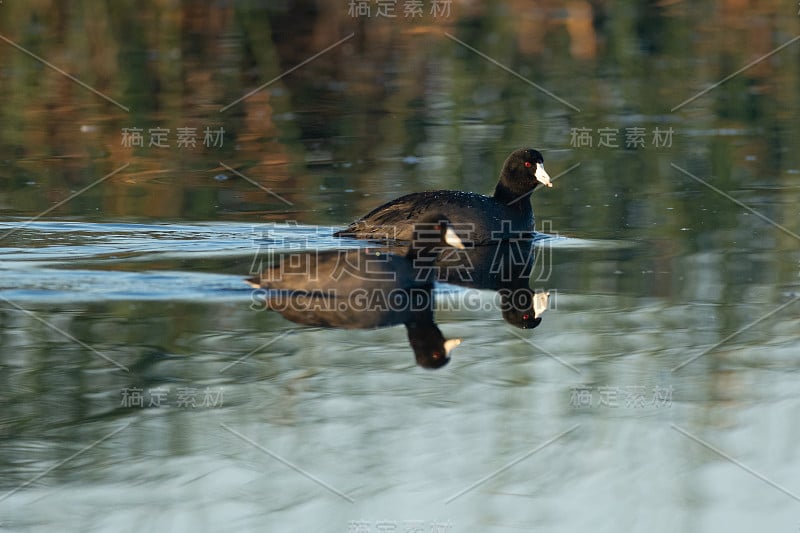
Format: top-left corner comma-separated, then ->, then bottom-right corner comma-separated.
522,314 -> 530,320
524,161 -> 532,168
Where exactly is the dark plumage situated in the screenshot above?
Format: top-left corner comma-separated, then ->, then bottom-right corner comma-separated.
333,148 -> 552,244
246,213 -> 466,368
248,213 -> 465,295
252,290 -> 459,368
377,236 -> 550,329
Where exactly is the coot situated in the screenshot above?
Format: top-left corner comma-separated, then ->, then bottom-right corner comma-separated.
333,148 -> 552,244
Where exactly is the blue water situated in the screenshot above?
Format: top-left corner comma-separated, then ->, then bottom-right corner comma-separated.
1,219 -> 798,532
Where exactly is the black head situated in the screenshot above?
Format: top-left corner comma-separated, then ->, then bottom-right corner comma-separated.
503,308 -> 543,329
496,148 -> 552,202
406,322 -> 460,369
501,289 -> 549,329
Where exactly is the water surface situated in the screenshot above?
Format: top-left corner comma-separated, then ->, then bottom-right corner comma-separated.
1,2 -> 800,532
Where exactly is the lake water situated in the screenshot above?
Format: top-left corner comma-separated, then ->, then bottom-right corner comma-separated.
1,2 -> 799,532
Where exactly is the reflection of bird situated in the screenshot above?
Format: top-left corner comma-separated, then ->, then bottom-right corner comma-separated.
334,148 -> 552,244
388,237 -> 551,329
253,290 -> 459,369
501,288 -> 550,329
459,239 -> 551,329
406,319 -> 461,369
247,213 -> 465,368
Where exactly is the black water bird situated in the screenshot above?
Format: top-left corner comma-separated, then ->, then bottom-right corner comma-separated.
333,148 -> 552,244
